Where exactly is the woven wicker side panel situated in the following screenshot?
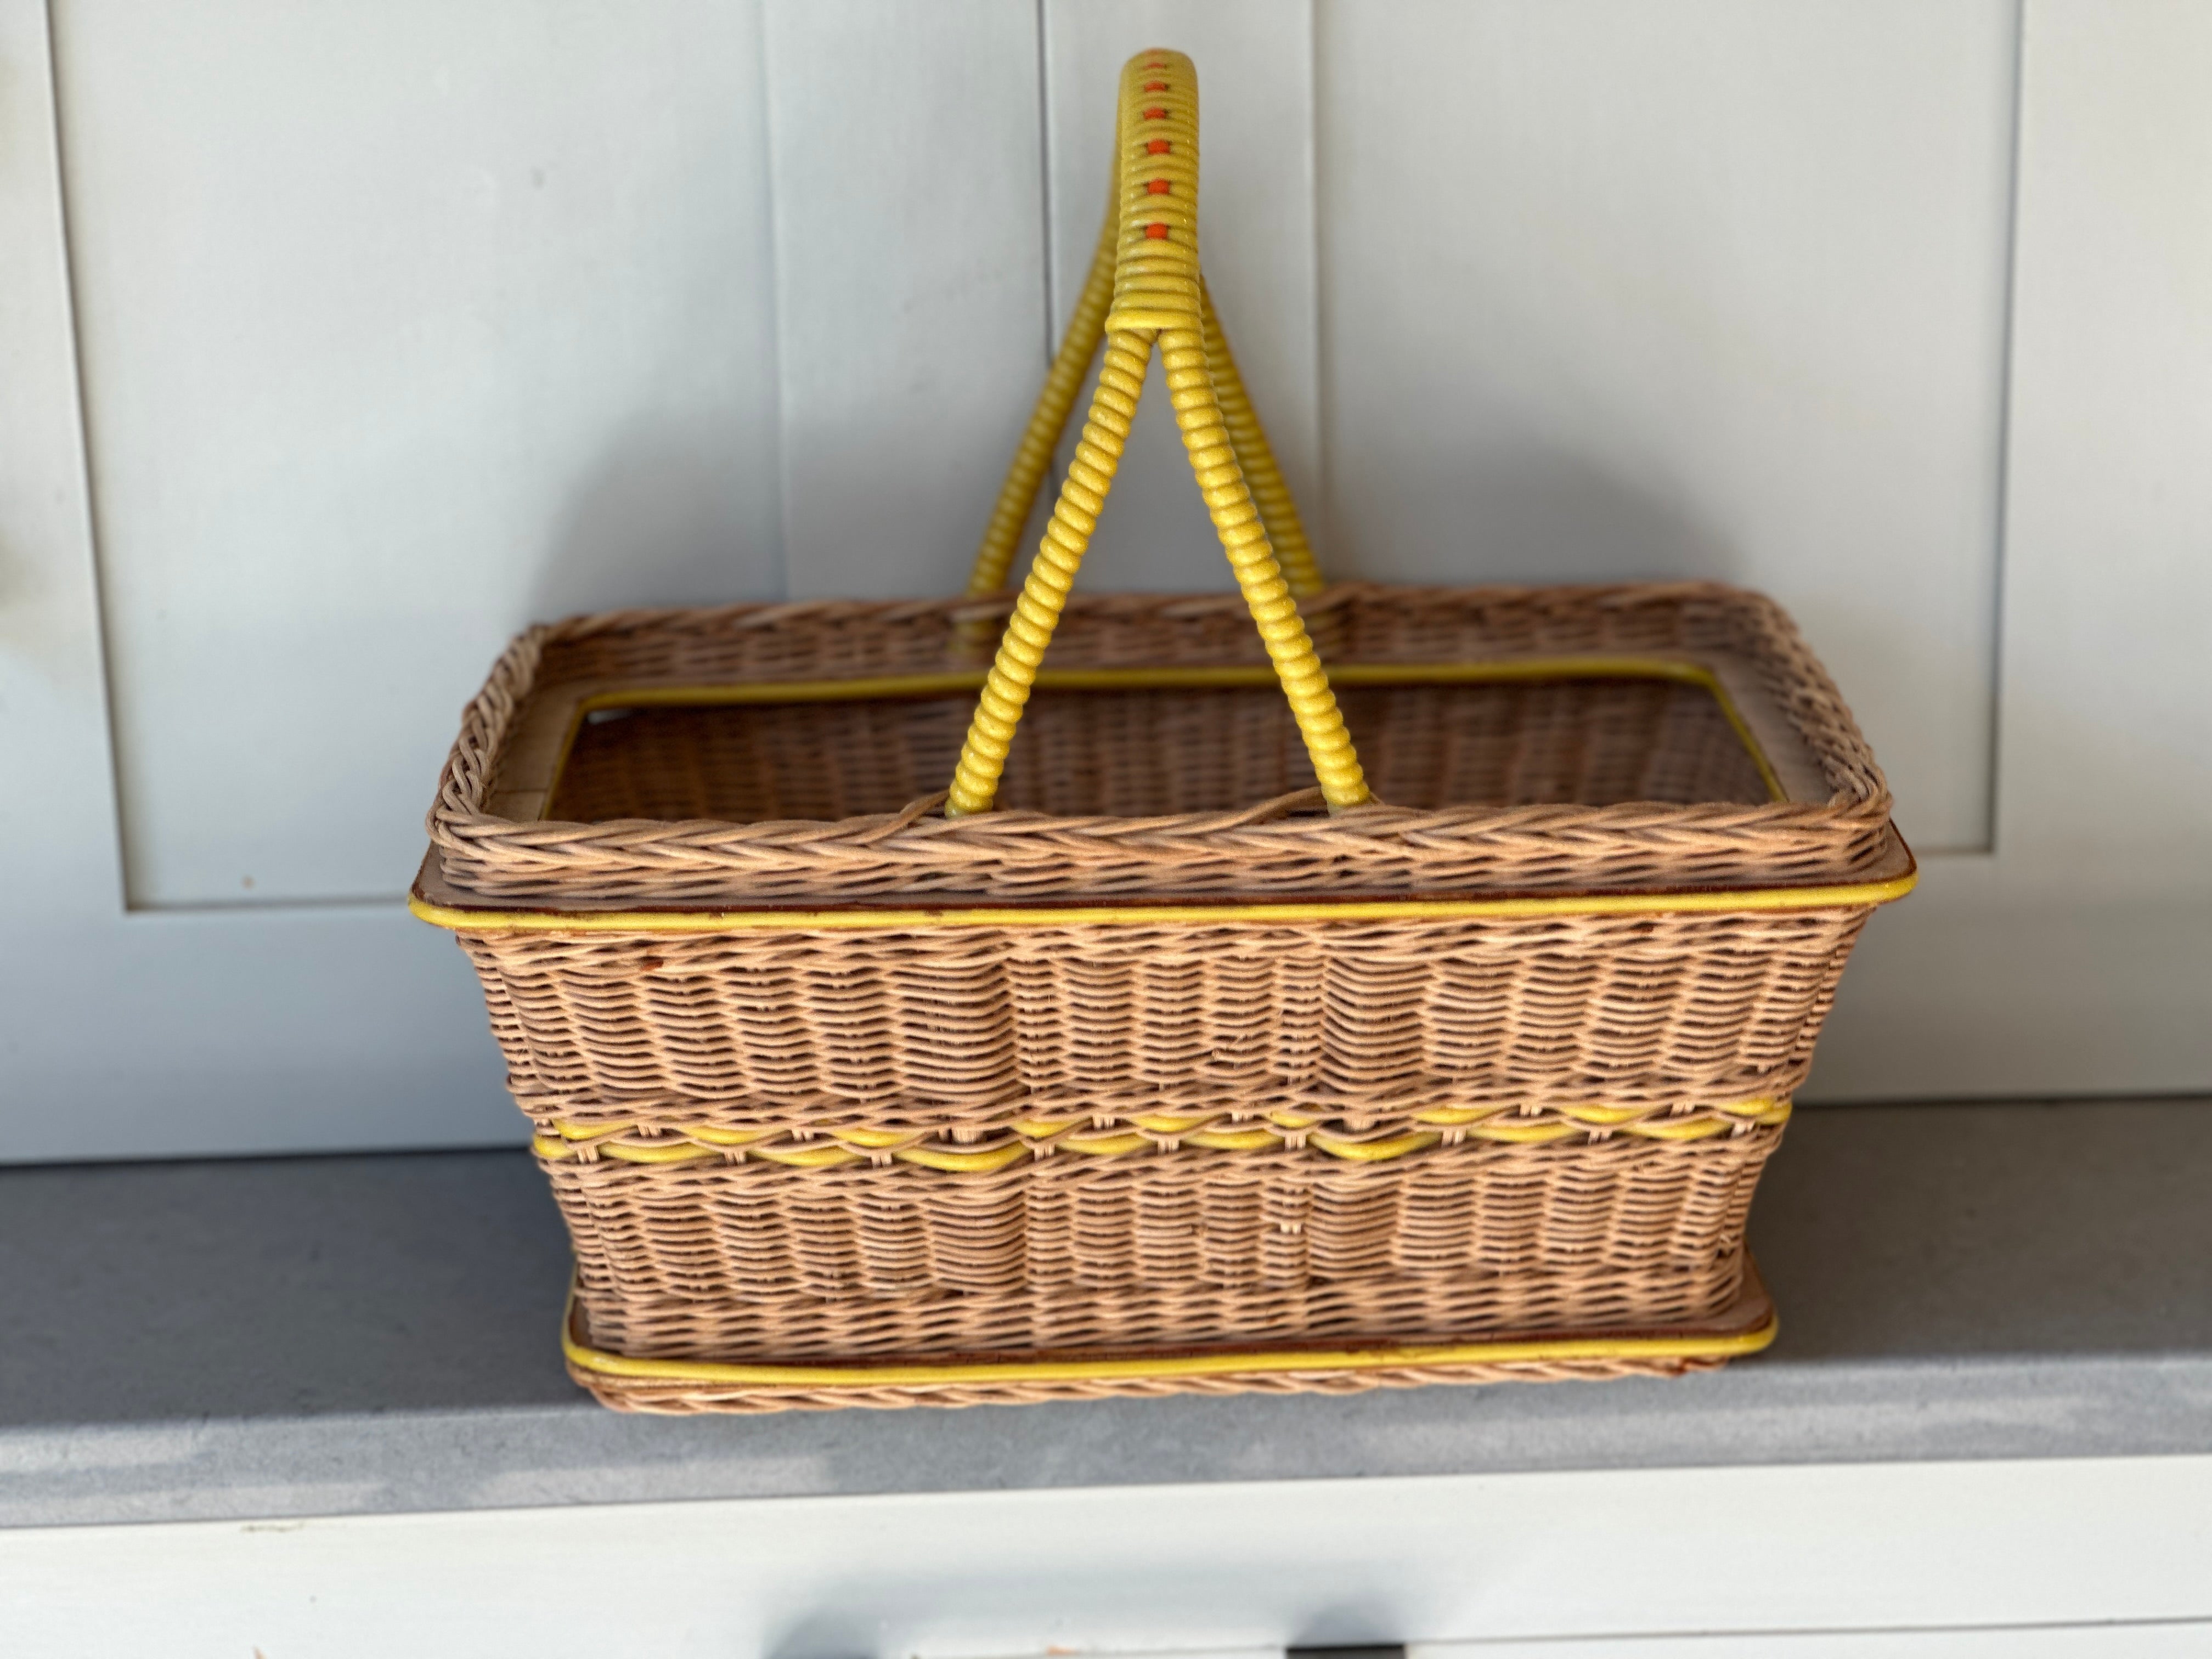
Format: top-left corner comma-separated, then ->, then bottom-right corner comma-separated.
546,681 -> 1771,826
549,1132 -> 1773,1361
460,911 -> 1865,1122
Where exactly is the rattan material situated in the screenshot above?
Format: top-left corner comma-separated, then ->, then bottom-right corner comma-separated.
416,48 -> 1905,1413
557,1257 -> 1776,1414
430,584 -> 1891,907
460,908 -> 1867,1125
552,1132 -> 1775,1355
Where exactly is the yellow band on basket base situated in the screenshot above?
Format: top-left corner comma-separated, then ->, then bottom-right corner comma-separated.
559,1282 -> 1779,1391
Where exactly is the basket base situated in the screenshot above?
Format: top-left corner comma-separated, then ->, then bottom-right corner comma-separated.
562,1257 -> 1777,1414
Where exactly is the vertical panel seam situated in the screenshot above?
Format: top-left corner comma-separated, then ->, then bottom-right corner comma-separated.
1034,0 -> 1056,359
757,0 -> 795,603
36,0 -> 135,913
1985,0 -> 2029,856
1301,0 -> 1328,574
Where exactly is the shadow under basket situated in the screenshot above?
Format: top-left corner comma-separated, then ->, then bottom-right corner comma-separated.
415,582 -> 1911,1412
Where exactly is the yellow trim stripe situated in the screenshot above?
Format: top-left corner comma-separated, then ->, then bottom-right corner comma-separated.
414,871 -> 1914,935
531,1098 -> 1791,1170
561,1289 -> 1779,1388
580,656 -> 1760,703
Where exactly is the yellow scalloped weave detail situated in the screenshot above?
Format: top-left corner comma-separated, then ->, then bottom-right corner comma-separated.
532,1098 -> 1791,1171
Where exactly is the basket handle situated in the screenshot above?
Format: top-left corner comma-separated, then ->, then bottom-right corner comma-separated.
964,207 -> 1323,603
945,50 -> 1368,817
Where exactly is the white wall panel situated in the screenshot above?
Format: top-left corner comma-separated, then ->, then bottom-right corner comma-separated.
55,0 -> 784,906
3,0 -> 2208,1158
0,0 -> 516,1160
0,0 -> 126,926
1039,1 -> 1320,593
765,0 -> 1047,600
1808,0 -> 2212,1101
1991,0 -> 2212,890
1316,0 -> 2017,853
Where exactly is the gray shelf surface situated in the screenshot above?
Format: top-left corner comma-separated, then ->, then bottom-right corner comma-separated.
3,1098 -> 2209,1528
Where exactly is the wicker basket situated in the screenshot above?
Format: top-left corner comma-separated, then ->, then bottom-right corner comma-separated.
415,51 -> 1910,1412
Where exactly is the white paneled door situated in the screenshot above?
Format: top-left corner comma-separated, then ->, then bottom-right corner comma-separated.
1321,0 -> 2017,855
1,0 -> 2205,1160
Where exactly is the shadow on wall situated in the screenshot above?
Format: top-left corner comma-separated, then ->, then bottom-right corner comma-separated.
528,416 -> 782,622
0,530 -> 64,676
1016,433 -> 1745,602
520,424 -> 1751,623
1328,443 -> 1744,589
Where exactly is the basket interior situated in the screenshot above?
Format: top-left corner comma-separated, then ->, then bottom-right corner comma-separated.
542,675 -> 1774,824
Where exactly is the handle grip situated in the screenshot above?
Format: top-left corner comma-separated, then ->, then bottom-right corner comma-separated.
946,50 -> 1367,816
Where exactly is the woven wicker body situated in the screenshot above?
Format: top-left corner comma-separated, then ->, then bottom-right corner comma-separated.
415,50 -> 1905,1410
418,584 -> 1905,1411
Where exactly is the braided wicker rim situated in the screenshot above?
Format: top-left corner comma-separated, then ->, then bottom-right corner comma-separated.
426,583 -> 1893,906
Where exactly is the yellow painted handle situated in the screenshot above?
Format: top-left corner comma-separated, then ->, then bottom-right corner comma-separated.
1200,278 -> 1323,601
966,228 -> 1321,602
966,205 -> 1118,600
947,50 -> 1367,817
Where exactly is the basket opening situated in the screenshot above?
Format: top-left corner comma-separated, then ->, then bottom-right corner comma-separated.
539,670 -> 1777,825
